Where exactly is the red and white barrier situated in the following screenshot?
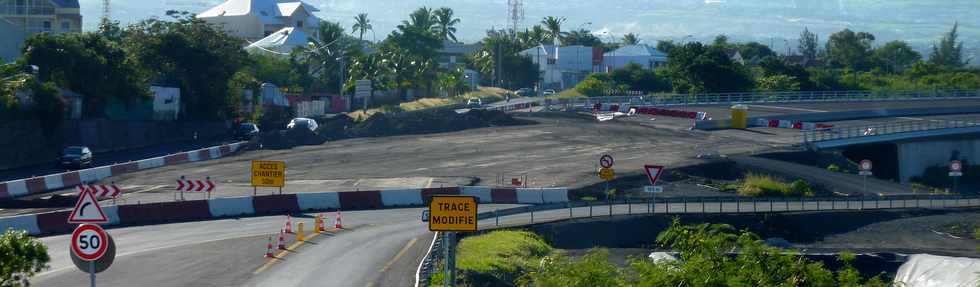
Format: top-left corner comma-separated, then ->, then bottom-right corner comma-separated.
757,119 -> 834,131
0,185 -> 570,236
0,142 -> 245,200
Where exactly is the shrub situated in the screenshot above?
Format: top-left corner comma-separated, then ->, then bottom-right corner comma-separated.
789,179 -> 815,197
827,164 -> 842,173
738,173 -> 790,197
455,230 -> 554,284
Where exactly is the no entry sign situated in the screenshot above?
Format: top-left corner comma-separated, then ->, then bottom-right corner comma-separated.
71,224 -> 109,261
599,154 -> 614,168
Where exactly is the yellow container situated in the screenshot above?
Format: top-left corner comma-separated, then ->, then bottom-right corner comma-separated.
730,104 -> 748,129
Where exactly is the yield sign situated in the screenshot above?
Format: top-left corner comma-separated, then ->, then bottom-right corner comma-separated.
68,187 -> 108,224
644,165 -> 665,186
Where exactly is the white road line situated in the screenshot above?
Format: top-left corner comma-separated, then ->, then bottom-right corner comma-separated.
414,232 -> 439,287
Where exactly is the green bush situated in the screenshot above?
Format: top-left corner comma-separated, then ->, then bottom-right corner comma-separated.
455,230 -> 554,284
574,75 -> 612,97
736,174 -> 814,197
827,164 -> 842,173
789,179 -> 815,197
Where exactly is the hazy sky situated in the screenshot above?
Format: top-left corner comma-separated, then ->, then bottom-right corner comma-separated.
81,0 -> 979,51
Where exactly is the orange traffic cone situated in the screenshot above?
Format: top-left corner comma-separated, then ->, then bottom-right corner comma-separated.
265,236 -> 274,258
284,215 -> 293,233
318,213 -> 325,232
334,210 -> 343,229
277,229 -> 287,250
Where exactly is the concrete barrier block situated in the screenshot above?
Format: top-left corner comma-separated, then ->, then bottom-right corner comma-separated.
208,196 -> 255,217
164,153 -> 189,165
25,177 -> 46,194
62,172 -> 81,188
380,189 -> 423,207
491,188 -> 518,204
296,192 -> 341,211
253,194 -> 300,214
421,187 -> 460,204
79,166 -> 112,183
0,214 -> 40,235
0,183 -> 7,198
338,190 -> 383,210
36,211 -> 73,234
516,188 -> 545,204
138,157 -> 166,170
461,186 -> 492,203
3,180 -> 28,197
102,205 -> 121,225
187,150 -> 201,162
110,162 -> 138,175
540,188 -> 570,203
42,173 -> 65,191
208,147 -> 221,159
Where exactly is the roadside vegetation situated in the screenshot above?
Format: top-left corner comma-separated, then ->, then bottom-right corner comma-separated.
347,87 -> 515,121
570,24 -> 976,98
447,222 -> 890,286
0,230 -> 49,286
718,173 -> 815,197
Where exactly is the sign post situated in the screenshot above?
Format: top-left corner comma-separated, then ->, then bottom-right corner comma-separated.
950,160 -> 963,193
643,165 -> 665,212
429,196 -> 478,287
251,160 -> 286,195
859,160 -> 872,195
598,155 -> 615,205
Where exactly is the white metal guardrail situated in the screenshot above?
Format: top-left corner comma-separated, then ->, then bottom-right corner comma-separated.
801,117 -> 980,145
478,194 -> 980,228
544,90 -> 980,109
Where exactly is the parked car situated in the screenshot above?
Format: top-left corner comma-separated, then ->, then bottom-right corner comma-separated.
466,98 -> 483,108
286,118 -> 318,132
234,123 -> 260,140
60,146 -> 92,168
516,88 -> 534,97
542,89 -> 557,95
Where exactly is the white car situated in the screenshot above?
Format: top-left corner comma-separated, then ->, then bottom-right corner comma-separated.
286,118 -> 318,132
542,89 -> 557,95
466,98 -> 483,108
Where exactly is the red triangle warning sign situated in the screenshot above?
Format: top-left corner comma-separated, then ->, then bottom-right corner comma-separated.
68,187 -> 108,224
644,165 -> 665,186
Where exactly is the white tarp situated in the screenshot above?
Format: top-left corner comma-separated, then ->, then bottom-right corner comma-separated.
245,27 -> 309,54
894,254 -> 980,287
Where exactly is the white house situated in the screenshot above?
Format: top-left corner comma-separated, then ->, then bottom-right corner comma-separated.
602,44 -> 668,71
197,0 -> 321,42
519,45 -> 597,90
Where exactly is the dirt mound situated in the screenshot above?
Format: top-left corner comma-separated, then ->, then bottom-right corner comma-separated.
316,114 -> 354,140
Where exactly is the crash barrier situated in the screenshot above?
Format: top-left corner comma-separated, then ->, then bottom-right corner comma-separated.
0,142 -> 246,199
478,194 -> 980,228
545,89 -> 980,108
0,186 -> 568,236
755,118 -> 834,130
488,102 -> 535,112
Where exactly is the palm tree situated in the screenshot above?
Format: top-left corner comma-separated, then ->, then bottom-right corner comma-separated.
433,7 -> 460,42
517,25 -> 549,50
541,16 -> 567,43
352,13 -> 372,42
622,33 -> 640,45
403,7 -> 436,32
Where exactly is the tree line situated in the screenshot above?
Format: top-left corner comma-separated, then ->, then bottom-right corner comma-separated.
575,23 -> 977,96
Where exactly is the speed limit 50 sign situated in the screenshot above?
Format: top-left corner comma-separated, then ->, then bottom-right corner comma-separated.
72,224 -> 109,261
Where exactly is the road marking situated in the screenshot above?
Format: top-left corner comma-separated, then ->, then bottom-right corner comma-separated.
380,237 -> 418,273
252,228 -> 344,275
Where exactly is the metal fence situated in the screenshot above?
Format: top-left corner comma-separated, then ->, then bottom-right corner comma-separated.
801,117 -> 980,144
544,90 -> 980,109
478,194 -> 980,228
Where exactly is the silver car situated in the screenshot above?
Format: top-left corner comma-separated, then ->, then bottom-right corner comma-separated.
286,118 -> 318,131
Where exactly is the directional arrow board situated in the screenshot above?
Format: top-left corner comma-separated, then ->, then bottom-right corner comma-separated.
80,185 -> 121,198
176,179 -> 215,192
68,188 -> 108,224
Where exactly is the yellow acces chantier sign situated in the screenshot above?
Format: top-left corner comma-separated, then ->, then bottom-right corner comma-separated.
428,196 -> 478,232
251,160 -> 285,187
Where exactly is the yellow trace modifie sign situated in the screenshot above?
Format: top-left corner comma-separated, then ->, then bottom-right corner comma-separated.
429,196 -> 478,232
251,160 -> 285,187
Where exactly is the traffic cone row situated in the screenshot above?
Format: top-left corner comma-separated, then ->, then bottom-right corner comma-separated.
264,236 -> 274,258
334,210 -> 343,229
316,213 -> 325,233
277,229 -> 286,250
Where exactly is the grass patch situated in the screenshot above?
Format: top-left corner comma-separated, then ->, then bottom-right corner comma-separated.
549,89 -> 585,99
456,230 -> 554,283
462,87 -> 515,102
347,87 -> 515,122
736,173 -> 814,197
